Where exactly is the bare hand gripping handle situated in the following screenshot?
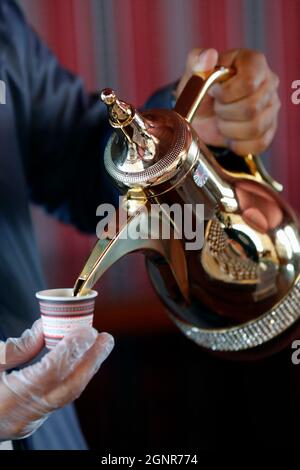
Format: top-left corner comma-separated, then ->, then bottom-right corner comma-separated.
175,66 -> 234,122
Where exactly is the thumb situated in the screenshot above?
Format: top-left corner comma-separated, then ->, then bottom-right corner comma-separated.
192,48 -> 219,73
176,48 -> 219,99
0,320 -> 44,371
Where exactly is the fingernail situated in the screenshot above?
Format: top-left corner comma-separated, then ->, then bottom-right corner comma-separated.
193,50 -> 210,72
100,332 -> 115,355
95,333 -> 115,364
91,334 -> 114,375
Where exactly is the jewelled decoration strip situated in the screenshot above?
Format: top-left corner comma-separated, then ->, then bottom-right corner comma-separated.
173,280 -> 300,351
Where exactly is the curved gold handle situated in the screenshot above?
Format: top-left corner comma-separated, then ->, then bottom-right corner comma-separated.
175,66 -> 234,123
175,66 -> 282,192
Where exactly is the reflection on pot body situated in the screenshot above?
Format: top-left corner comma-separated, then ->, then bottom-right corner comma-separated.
74,67 -> 300,354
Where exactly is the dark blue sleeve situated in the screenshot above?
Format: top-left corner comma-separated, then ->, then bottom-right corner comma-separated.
144,83 -> 177,110
1,0 -> 117,233
3,0 -> 175,233
26,29 -> 120,232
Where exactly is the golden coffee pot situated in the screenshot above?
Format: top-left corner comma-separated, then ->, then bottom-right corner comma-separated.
73,67 -> 300,355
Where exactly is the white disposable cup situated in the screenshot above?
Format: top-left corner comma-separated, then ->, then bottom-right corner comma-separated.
36,288 -> 98,350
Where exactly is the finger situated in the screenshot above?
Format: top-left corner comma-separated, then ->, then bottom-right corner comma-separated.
186,48 -> 203,70
2,333 -> 114,437
185,48 -> 218,71
228,121 -> 277,156
1,329 -> 113,429
214,73 -> 280,121
0,379 -> 48,440
192,115 -> 226,147
176,48 -> 218,99
192,48 -> 218,73
45,332 -> 114,408
3,326 -> 99,401
210,49 -> 269,103
0,320 -> 44,372
216,97 -> 280,141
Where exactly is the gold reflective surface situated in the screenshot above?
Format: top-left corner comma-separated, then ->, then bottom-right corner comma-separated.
74,67 -> 300,352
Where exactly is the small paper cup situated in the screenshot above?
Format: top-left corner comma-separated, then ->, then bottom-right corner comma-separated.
36,288 -> 98,350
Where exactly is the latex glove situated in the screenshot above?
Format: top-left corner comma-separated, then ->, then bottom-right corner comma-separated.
0,319 -> 114,441
177,48 -> 280,156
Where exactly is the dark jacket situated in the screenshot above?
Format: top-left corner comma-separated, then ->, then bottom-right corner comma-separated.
0,0 -> 172,449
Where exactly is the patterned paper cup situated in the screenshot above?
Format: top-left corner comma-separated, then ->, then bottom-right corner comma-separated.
36,288 -> 98,350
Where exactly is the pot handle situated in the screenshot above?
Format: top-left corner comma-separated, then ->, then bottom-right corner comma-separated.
175,66 -> 234,123
175,66 -> 282,192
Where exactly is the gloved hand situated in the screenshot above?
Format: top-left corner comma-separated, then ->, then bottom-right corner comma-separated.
0,319 -> 114,441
